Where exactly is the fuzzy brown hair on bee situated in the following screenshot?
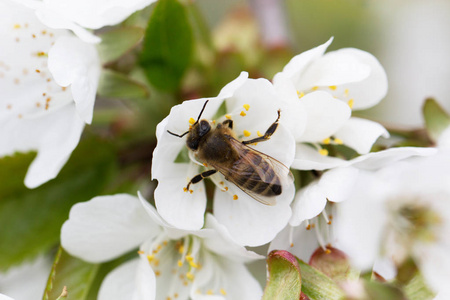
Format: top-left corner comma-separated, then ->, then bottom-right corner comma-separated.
167,100 -> 294,206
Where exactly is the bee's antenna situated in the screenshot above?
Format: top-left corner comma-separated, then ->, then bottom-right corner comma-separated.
193,100 -> 209,125
167,100 -> 209,138
167,130 -> 189,138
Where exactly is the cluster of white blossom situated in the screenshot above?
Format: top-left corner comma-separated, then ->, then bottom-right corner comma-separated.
1,0 -> 449,299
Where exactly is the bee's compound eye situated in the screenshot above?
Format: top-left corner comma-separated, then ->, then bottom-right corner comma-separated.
198,120 -> 211,137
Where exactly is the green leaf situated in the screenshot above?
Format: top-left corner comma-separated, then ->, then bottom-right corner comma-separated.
423,98 -> 450,143
263,250 -> 302,300
139,0 -> 194,91
297,259 -> 345,300
43,247 -> 99,300
97,26 -> 144,64
97,69 -> 150,100
0,138 -> 117,271
364,280 -> 407,300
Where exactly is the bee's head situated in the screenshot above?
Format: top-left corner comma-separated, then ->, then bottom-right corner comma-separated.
186,119 -> 211,150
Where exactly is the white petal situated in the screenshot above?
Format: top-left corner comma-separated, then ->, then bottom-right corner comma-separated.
217,71 -> 249,98
202,214 -> 264,263
35,7 -> 101,43
290,182 -> 327,226
213,176 -> 294,247
22,104 -> 85,188
269,225 -> 320,263
373,257 -> 397,281
334,117 -> 389,154
346,147 -> 438,170
0,295 -> 14,300
332,48 -> 388,110
298,49 -> 371,91
41,0 -> 157,30
61,194 -> 160,263
154,163 -> 207,230
192,253 -> 262,300
0,255 -> 51,300
274,37 -> 333,88
298,91 -> 351,142
334,174 -> 387,271
48,36 -> 100,124
137,191 -> 191,241
317,167 -> 359,203
291,144 -> 347,171
98,257 -> 155,300
272,73 -> 308,140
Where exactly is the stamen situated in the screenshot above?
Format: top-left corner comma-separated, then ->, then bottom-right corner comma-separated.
306,220 -> 311,230
243,130 -> 251,137
243,104 -> 250,111
240,111 -> 246,117
220,289 -> 227,296
177,260 -> 183,267
322,211 -> 332,225
289,226 -> 294,247
225,114 -> 232,119
314,222 -> 327,252
348,99 -> 354,109
189,118 -> 195,124
334,138 -> 343,145
319,149 -> 329,156
178,245 -> 185,254
207,290 -> 213,295
328,85 -> 337,90
344,88 -> 349,97
297,91 -> 305,98
147,254 -> 155,262
13,24 -> 21,29
233,195 -> 238,200
137,250 -> 144,255
312,86 -> 319,91
183,187 -> 188,192
322,137 -> 331,144
257,131 -> 263,137
186,272 -> 195,280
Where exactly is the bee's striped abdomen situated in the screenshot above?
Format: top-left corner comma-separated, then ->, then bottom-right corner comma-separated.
231,149 -> 282,196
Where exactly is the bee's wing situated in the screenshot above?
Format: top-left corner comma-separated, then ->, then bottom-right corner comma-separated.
211,137 -> 294,206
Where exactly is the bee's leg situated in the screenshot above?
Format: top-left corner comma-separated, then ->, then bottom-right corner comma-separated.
242,110 -> 281,145
185,169 -> 217,191
222,119 -> 233,129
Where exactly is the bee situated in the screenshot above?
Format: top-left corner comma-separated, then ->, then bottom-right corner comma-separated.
167,100 -> 294,205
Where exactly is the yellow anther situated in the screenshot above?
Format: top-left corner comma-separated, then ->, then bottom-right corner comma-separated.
167,297 -> 171,300
212,120 -> 216,124
319,149 -> 329,156
290,243 -> 294,248
155,270 -> 161,276
322,137 -> 331,144
348,99 -> 354,109
177,260 -> 183,267
328,85 -> 337,90
243,104 -> 250,111
174,293 -> 179,298
186,272 -> 195,280
178,245 -> 185,254
219,181 -> 224,185
189,118 -> 196,125
147,254 -> 155,262
207,290 -> 213,295
189,190 -> 193,194
137,250 -> 144,255
243,130 -> 251,137
163,241 -> 168,246
325,249 -> 332,254
225,114 -> 232,119
203,163 -> 208,167
312,86 -> 319,91
186,255 -> 193,262
157,244 -> 162,251
224,187 -> 229,191
240,111 -> 247,117
183,281 -> 188,286
183,187 -> 188,192
220,289 -> 227,295
233,195 -> 238,200
344,88 -> 349,96
14,24 -> 21,29
257,131 -> 263,137
334,138 -> 343,145
189,261 -> 199,268
298,91 -> 305,98
154,258 -> 160,266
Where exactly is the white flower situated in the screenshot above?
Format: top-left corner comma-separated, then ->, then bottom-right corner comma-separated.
0,0 -> 100,188
270,147 -> 437,262
15,0 -> 157,43
0,295 -> 14,300
61,193 -> 263,300
0,256 -> 51,300
273,37 -> 390,170
152,72 -> 297,246
333,151 -> 450,297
